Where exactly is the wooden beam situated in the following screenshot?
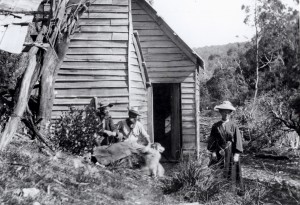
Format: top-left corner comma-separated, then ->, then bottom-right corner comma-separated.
0,26 -> 46,150
133,31 -> 151,87
128,0 -> 132,108
132,33 -> 146,88
0,9 -> 50,15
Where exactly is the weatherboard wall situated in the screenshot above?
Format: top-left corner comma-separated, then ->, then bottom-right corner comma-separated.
129,37 -> 148,129
53,0 -> 130,121
132,0 -> 198,151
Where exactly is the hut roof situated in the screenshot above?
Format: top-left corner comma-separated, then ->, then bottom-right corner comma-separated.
136,0 -> 204,69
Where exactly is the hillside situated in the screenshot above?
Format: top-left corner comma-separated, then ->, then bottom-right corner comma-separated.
0,137 -> 178,205
194,42 -> 247,63
194,42 -> 248,81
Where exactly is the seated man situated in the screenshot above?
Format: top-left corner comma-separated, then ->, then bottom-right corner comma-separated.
117,107 -> 151,145
92,107 -> 151,166
96,100 -> 120,145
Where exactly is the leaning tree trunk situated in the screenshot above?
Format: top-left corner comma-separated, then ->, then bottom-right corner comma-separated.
0,30 -> 45,150
38,35 -> 70,133
37,1 -> 90,134
0,0 -> 90,150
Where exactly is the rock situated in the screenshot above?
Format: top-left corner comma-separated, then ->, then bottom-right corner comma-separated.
22,188 -> 40,198
32,202 -> 41,205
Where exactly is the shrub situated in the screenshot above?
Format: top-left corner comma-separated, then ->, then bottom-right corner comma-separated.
233,95 -> 292,153
161,158 -> 226,203
52,106 -> 102,155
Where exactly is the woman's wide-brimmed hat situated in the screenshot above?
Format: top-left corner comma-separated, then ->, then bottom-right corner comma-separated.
128,107 -> 141,116
98,100 -> 113,109
214,101 -> 236,111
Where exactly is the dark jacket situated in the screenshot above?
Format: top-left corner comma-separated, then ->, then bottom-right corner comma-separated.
99,115 -> 118,145
102,116 -> 117,132
207,120 -> 243,154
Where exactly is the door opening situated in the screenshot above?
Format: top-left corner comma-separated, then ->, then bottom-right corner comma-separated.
152,83 -> 181,161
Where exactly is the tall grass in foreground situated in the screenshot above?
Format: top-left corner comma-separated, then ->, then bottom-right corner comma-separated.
161,159 -> 226,203
0,140 -> 133,204
161,157 -> 268,204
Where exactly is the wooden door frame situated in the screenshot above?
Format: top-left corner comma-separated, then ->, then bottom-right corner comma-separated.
170,83 -> 182,159
147,86 -> 154,143
149,83 -> 182,160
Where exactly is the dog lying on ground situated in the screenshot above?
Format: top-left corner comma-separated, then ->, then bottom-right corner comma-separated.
141,142 -> 165,177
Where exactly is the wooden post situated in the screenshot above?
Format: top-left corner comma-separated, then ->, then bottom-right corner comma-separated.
0,47 -> 39,150
194,68 -> 200,160
147,86 -> 154,142
127,0 -> 132,108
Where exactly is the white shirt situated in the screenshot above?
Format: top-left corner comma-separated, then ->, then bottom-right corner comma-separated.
117,120 -> 150,143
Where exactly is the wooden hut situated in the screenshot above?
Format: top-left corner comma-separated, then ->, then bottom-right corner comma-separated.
53,0 -> 204,160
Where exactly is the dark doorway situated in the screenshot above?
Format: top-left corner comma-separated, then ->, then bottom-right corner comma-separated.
153,83 -> 181,161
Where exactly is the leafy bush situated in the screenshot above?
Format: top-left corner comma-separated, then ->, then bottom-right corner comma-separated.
52,106 -> 102,155
0,50 -> 22,92
233,93 -> 296,152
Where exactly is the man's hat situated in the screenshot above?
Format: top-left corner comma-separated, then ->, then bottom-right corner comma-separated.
214,101 -> 236,111
98,100 -> 113,109
128,107 -> 141,116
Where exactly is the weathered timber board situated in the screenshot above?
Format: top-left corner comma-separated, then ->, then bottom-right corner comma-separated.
141,41 -> 177,48
55,88 -> 129,98
55,81 -> 128,89
132,22 -> 160,29
92,0 -> 128,5
56,75 -> 127,82
80,25 -> 128,33
136,29 -> 164,36
147,66 -> 194,72
87,5 -> 129,13
66,48 -> 128,55
181,93 -> 195,99
58,69 -> 127,76
138,35 -> 170,42
181,104 -> 195,110
132,14 -> 154,22
54,96 -> 129,104
78,19 -> 110,26
69,40 -> 128,48
81,13 -> 128,19
143,47 -> 183,54
61,62 -> 127,69
144,54 -> 188,62
148,72 -> 192,78
64,55 -> 127,62
146,61 -> 195,68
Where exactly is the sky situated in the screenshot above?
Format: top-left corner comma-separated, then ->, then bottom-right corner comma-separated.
151,0 -> 298,48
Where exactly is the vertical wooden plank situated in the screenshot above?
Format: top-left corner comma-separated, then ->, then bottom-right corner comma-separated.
171,83 -> 181,160
195,68 -> 200,159
147,86 -> 154,142
127,0 -> 132,107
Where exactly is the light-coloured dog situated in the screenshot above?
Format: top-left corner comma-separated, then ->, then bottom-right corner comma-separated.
142,142 -> 165,177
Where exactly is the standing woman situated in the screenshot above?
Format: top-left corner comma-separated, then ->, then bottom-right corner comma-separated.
207,101 -> 244,192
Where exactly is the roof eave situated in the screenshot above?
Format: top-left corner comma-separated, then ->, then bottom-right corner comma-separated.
137,0 -> 205,70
